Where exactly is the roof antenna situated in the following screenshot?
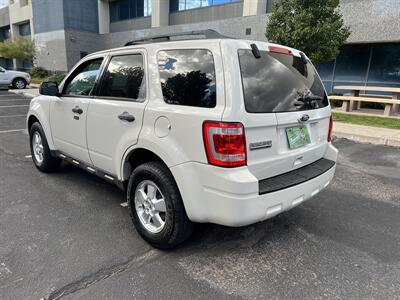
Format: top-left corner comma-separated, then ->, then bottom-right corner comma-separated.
250,43 -> 261,59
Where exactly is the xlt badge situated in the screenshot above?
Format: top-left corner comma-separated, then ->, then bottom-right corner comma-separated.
249,140 -> 272,151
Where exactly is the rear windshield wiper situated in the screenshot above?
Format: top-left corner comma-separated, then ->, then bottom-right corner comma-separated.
294,91 -> 324,109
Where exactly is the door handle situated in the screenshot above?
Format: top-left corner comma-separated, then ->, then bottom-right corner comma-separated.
72,106 -> 83,114
118,112 -> 135,122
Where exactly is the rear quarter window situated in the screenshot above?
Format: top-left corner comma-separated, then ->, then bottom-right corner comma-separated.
238,49 -> 328,113
158,49 -> 216,108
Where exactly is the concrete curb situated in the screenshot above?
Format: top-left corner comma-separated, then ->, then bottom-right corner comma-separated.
333,132 -> 400,147
8,89 -> 38,98
333,122 -> 400,147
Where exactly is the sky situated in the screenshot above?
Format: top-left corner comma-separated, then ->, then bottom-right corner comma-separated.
0,0 -> 7,9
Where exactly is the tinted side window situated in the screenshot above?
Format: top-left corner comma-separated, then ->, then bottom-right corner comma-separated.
63,59 -> 103,96
158,49 -> 216,108
98,54 -> 145,100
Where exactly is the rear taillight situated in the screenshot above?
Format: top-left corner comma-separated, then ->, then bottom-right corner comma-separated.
203,121 -> 246,167
328,115 -> 333,142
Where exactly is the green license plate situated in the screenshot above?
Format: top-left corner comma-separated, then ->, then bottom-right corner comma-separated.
286,126 -> 311,149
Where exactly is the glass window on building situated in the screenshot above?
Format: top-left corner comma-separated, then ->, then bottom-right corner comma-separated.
0,26 -> 10,42
315,42 -> 400,93
368,43 -> 400,84
334,44 -> 371,82
110,0 -> 152,23
170,0 -> 240,12
158,49 -> 216,108
19,22 -> 31,36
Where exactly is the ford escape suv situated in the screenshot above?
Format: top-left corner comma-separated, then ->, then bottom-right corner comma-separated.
27,30 -> 337,249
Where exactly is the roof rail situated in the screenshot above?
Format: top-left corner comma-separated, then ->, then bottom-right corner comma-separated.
124,29 -> 232,46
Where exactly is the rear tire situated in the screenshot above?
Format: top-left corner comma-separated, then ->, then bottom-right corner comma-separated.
12,78 -> 27,89
127,161 -> 193,249
29,122 -> 61,172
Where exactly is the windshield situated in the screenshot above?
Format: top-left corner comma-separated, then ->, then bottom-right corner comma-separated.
238,49 -> 329,113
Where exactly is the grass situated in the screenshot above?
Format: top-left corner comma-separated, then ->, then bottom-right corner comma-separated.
333,112 -> 400,130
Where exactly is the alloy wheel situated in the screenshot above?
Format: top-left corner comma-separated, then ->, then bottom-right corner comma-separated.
32,131 -> 44,164
134,180 -> 167,234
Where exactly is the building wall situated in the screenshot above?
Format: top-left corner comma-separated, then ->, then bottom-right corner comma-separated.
169,2 -> 244,25
64,30 -> 106,70
32,0 -> 64,34
63,0 -> 99,33
102,14 -> 268,49
0,6 -> 10,27
109,16 -> 151,33
34,30 -> 68,72
340,0 -> 400,43
3,0 -> 400,73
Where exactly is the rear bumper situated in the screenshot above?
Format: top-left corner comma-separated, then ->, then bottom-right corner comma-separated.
170,143 -> 338,227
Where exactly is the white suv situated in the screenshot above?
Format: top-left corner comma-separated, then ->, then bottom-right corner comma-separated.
27,31 -> 337,249
0,66 -> 31,89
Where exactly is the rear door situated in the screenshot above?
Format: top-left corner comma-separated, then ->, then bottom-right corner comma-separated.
87,50 -> 147,175
222,41 -> 331,180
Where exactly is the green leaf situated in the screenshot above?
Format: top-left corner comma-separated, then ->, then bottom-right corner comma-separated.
266,0 -> 350,64
0,38 -> 36,61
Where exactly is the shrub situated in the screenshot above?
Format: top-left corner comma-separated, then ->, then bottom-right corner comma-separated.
30,66 -> 48,78
266,0 -> 350,64
48,73 -> 67,84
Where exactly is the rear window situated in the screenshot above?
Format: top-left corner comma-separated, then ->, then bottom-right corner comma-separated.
158,49 -> 216,108
238,49 -> 329,113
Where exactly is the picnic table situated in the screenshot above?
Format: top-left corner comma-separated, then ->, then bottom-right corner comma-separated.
329,85 -> 400,116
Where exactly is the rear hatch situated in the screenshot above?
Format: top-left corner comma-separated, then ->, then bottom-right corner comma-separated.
235,42 -> 331,180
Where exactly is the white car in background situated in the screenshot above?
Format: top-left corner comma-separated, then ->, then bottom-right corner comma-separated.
0,66 -> 31,89
26,30 -> 337,249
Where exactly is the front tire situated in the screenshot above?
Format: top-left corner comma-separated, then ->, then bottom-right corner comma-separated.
12,78 -> 27,89
127,162 -> 193,249
29,122 -> 61,172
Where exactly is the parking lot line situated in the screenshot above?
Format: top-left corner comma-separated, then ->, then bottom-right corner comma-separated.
0,105 -> 30,108
0,129 -> 25,133
0,98 -> 30,101
0,114 -> 27,118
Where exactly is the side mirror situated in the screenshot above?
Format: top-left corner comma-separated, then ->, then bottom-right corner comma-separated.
39,81 -> 59,96
0,68 -> 5,73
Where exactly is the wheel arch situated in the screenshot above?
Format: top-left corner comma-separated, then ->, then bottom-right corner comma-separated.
121,147 -> 168,182
12,76 -> 27,86
27,97 -> 55,150
27,114 -> 40,131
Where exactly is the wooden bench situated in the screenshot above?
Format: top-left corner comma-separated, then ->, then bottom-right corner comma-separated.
329,95 -> 400,116
330,85 -> 400,116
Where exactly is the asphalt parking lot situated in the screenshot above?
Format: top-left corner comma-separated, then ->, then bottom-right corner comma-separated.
0,90 -> 399,300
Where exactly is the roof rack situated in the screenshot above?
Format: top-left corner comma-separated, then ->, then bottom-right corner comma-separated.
124,29 -> 232,46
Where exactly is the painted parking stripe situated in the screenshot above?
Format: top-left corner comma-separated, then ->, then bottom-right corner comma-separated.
120,202 -> 128,207
0,129 -> 25,133
25,155 -> 32,158
0,105 -> 29,108
0,98 -> 30,101
0,114 -> 27,118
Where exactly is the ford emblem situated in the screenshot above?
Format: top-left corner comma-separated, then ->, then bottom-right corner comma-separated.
299,114 -> 310,123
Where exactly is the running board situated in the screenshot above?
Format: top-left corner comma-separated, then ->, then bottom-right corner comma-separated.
50,150 -> 125,190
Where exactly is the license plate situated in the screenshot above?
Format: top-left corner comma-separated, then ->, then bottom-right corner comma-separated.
286,126 -> 311,149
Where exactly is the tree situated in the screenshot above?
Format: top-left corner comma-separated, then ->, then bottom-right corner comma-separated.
0,38 -> 35,61
266,0 -> 350,64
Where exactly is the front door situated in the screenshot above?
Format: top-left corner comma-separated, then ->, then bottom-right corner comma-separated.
87,52 -> 147,175
50,57 -> 104,164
